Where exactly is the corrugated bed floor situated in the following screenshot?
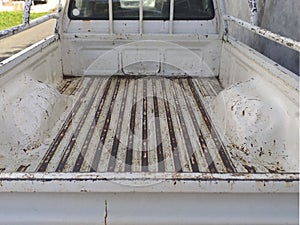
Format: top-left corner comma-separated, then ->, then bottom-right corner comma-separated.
33,76 -> 241,173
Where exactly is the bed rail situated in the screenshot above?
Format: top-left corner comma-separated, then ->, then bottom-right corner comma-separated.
223,15 -> 300,52
0,0 -> 61,40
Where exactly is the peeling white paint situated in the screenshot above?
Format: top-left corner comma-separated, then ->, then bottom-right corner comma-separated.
211,77 -> 299,172
22,0 -> 33,26
223,15 -> 300,52
0,13 -> 58,40
0,0 -> 298,223
248,0 -> 258,25
0,75 -> 68,154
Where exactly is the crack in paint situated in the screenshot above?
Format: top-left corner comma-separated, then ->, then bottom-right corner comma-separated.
104,200 -> 108,225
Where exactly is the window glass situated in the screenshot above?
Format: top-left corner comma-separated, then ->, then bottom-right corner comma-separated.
68,0 -> 215,20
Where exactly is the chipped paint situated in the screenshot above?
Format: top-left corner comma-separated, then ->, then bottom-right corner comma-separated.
223,15 -> 300,52
0,2 -> 298,224
22,0 -> 33,26
248,0 -> 258,25
0,13 -> 58,40
0,172 -> 298,193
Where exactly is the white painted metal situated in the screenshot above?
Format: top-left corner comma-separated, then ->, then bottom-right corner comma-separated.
63,0 -> 218,35
216,0 -> 228,40
139,0 -> 143,34
61,35 -> 221,76
54,0 -> 63,33
0,13 -> 58,40
22,0 -> 33,26
155,79 -> 175,172
248,0 -> 258,25
65,20 -> 218,35
108,0 -> 113,34
0,74 -> 297,175
0,76 -> 67,158
0,192 -> 297,225
0,0 -> 299,223
220,38 -> 299,93
215,38 -> 299,173
0,37 -> 64,165
0,172 -> 298,192
169,0 -> 174,34
0,35 -> 58,75
224,15 -> 300,52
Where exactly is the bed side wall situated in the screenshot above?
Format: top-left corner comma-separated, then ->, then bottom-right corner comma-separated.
0,38 -> 67,154
215,40 -> 299,171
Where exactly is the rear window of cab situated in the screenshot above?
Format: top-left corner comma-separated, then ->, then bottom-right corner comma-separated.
68,0 -> 215,20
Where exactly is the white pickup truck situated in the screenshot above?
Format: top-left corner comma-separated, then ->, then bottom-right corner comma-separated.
0,0 -> 299,224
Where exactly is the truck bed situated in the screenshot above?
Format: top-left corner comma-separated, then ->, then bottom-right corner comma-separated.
4,76 -> 291,174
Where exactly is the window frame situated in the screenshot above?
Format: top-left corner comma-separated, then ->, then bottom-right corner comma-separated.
67,0 -> 215,21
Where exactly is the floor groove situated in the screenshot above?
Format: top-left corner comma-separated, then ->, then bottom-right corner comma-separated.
36,76 -> 236,173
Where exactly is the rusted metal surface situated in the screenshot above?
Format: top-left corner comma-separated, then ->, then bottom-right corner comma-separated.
54,0 -> 63,34
222,38 -> 299,92
0,76 -> 289,175
217,0 -> 229,40
248,0 -> 258,25
61,37 -> 221,77
22,0 -> 33,26
0,13 -> 58,40
0,35 -> 58,75
0,1 -> 297,222
223,15 -> 300,52
0,171 -> 298,182
0,172 -> 298,193
34,76 -> 238,173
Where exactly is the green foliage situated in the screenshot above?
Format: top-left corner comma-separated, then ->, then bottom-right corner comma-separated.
0,11 -> 49,30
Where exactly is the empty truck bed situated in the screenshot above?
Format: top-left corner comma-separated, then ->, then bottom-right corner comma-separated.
3,76 -> 293,175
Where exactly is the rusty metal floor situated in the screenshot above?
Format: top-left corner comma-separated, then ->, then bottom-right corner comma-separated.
30,76 -> 242,173
2,75 -> 291,174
